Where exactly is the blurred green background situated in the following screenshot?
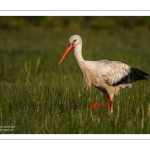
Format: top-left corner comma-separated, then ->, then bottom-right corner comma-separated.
0,16 -> 150,30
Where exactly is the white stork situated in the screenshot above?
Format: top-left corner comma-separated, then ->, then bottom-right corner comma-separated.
59,35 -> 149,113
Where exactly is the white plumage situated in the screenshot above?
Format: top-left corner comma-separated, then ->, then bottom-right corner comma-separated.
59,35 -> 149,114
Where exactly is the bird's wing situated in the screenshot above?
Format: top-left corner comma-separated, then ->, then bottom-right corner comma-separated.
97,60 -> 131,86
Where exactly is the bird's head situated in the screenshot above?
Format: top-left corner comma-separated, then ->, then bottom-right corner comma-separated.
59,35 -> 82,64
69,35 -> 82,47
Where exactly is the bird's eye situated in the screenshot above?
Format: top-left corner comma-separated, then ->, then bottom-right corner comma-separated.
73,39 -> 77,43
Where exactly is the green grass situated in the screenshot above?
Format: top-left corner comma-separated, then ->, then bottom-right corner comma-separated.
0,27 -> 150,134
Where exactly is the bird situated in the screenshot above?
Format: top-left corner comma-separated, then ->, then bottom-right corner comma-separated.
59,35 -> 149,114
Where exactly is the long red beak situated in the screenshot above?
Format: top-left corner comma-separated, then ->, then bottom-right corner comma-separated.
59,44 -> 74,64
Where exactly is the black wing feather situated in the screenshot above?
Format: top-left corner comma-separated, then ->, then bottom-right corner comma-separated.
113,67 -> 149,86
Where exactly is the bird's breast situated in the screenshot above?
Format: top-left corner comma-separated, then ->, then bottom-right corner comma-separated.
80,66 -> 104,89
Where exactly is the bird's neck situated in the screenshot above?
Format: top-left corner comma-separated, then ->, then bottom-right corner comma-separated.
74,43 -> 85,65
74,43 -> 86,74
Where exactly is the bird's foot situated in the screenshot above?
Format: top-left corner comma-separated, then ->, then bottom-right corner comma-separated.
89,103 -> 113,114
89,103 -> 110,110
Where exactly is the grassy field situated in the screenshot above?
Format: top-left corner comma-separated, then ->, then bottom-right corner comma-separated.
0,27 -> 150,134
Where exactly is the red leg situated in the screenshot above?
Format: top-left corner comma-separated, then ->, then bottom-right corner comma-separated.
107,96 -> 113,113
89,96 -> 114,113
